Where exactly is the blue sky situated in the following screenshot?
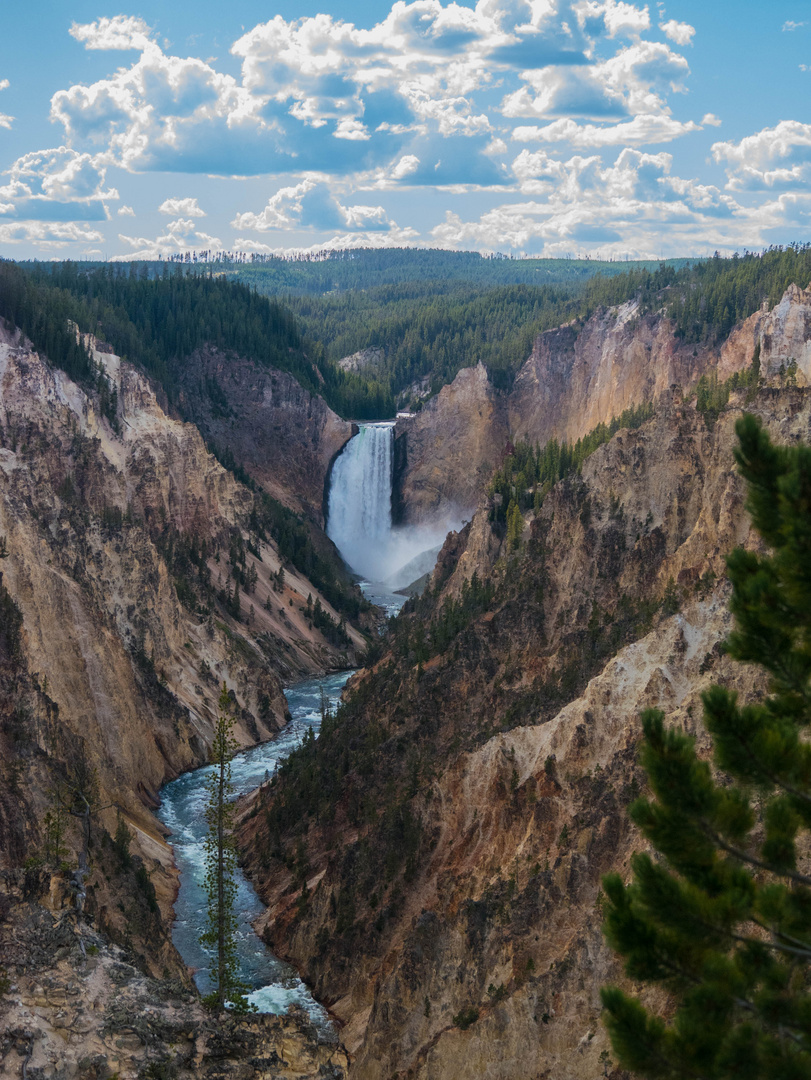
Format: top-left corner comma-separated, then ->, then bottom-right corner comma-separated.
0,0 -> 809,260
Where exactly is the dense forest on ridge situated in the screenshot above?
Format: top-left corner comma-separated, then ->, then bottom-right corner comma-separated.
3,244 -> 810,422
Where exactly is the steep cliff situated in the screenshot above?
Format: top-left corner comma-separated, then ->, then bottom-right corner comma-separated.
240,385 -> 810,1080
0,323 -> 366,973
394,284 -> 811,528
176,345 -> 354,522
393,363 -> 507,527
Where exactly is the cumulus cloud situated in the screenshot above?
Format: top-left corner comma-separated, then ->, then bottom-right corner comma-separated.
232,178 -> 409,236
712,121 -> 811,190
158,196 -> 206,217
69,16 -> 154,51
45,0 -> 701,186
783,20 -> 807,31
0,221 -> 104,249
0,148 -> 118,222
501,39 -> 690,121
115,217 -> 222,259
118,205 -> 135,216
428,142 -> 747,257
512,112 -> 702,146
659,19 -> 695,45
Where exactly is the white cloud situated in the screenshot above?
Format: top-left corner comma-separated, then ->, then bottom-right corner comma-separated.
712,120 -> 811,190
158,196 -> 206,217
501,39 -> 690,121
115,217 -> 222,259
512,112 -> 701,146
428,141 -> 749,257
70,16 -> 154,51
659,19 -> 695,46
701,112 -> 721,127
0,148 -> 118,222
0,222 -> 104,249
577,1 -> 651,39
783,20 -> 807,31
46,0 -> 699,184
391,154 -> 421,179
118,205 -> 135,216
232,177 -> 408,236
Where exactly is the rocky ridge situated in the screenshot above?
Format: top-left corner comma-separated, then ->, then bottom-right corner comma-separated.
0,868 -> 348,1080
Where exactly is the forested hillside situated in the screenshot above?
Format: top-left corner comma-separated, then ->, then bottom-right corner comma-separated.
5,245 -> 809,420
0,261 -> 395,419
282,245 -> 811,405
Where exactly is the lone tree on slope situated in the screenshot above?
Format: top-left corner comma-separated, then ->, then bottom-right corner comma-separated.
601,414 -> 811,1080
201,683 -> 251,1012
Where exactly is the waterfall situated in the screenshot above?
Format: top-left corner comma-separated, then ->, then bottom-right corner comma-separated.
327,422 -> 395,581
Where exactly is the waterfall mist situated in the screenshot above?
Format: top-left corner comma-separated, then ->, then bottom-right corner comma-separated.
327,422 -> 460,584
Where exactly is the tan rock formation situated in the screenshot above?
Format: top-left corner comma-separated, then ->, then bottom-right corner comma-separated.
0,330 -> 364,966
0,868 -> 349,1079
393,363 -> 507,526
394,284 -> 811,529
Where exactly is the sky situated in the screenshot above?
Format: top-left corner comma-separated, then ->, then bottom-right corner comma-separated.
0,0 -> 809,261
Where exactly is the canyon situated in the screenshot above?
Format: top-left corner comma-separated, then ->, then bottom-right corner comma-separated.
2,270 -> 811,1080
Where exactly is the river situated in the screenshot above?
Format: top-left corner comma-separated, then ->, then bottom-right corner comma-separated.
157,669 -> 354,1026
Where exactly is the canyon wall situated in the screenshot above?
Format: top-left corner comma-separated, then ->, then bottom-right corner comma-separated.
241,385 -> 811,1080
176,345 -> 354,523
0,325 -> 366,971
394,286 -> 811,528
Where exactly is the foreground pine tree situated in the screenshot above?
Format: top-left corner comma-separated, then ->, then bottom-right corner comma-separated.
201,683 -> 252,1011
601,414 -> 811,1079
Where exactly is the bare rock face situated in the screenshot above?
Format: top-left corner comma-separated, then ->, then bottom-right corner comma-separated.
0,331 -> 365,966
757,283 -> 811,380
394,284 -> 811,529
338,347 -> 385,374
393,363 -> 508,526
0,868 -> 349,1080
176,346 -> 354,522
241,387 -> 810,1080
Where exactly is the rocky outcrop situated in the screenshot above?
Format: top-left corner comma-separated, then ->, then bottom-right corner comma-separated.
393,363 -> 508,526
393,284 -> 811,528
338,348 -> 385,374
0,868 -> 348,1079
176,346 -> 354,522
240,386 -> 811,1080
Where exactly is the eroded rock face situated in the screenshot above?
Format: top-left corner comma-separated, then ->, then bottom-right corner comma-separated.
241,387 -> 811,1080
176,346 -> 354,522
0,869 -> 349,1080
393,363 -> 508,526
394,285 -> 811,529
0,331 -> 364,965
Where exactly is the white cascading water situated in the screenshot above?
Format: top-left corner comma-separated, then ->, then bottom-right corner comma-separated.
328,420 -> 464,590
327,422 -> 394,582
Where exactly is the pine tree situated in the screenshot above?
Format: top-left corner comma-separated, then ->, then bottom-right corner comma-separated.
601,414 -> 811,1079
201,683 -> 252,1012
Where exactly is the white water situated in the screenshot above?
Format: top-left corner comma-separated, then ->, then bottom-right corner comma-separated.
327,421 -> 460,587
327,422 -> 395,581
